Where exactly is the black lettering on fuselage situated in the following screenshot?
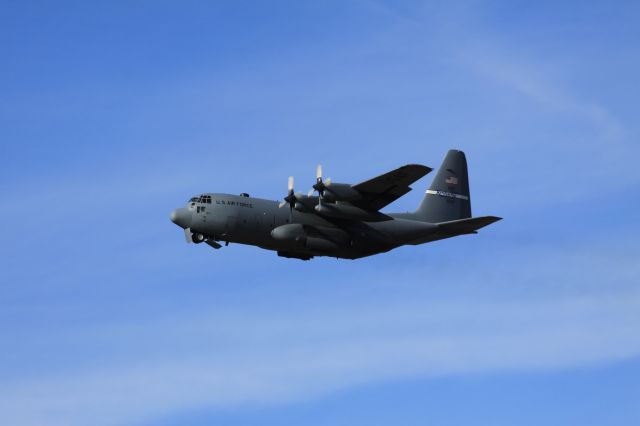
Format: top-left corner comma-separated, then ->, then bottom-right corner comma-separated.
214,199 -> 253,208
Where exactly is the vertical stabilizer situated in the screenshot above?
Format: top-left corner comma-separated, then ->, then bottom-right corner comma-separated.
414,150 -> 472,223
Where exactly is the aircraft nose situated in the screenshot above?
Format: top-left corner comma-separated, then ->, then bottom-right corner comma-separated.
170,208 -> 192,229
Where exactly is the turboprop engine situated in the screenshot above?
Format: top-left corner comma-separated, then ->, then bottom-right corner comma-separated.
320,183 -> 362,202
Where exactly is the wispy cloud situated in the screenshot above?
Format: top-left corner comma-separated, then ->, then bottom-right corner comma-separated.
460,45 -> 625,140
1,242 -> 639,426
2,295 -> 639,426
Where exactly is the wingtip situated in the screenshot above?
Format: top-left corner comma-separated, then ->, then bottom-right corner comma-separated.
402,163 -> 433,174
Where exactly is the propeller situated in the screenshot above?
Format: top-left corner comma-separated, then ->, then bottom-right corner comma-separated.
278,176 -> 297,222
311,164 -> 331,206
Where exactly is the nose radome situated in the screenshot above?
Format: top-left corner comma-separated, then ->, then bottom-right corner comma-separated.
170,208 -> 192,229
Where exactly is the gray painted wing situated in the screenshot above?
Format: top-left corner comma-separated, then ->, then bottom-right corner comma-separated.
351,164 -> 432,211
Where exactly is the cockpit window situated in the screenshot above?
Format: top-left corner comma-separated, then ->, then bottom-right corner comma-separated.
189,195 -> 212,204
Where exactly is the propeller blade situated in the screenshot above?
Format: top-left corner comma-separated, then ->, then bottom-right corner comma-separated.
308,189 -> 315,197
316,164 -> 322,181
325,177 -> 332,186
280,176 -> 296,223
184,228 -> 192,244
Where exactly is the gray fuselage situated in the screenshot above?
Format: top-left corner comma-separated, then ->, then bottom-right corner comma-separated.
174,193 -> 441,259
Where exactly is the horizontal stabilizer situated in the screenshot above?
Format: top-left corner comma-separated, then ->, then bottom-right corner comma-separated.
436,216 -> 502,235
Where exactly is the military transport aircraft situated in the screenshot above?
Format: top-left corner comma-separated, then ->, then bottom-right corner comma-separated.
170,150 -> 501,260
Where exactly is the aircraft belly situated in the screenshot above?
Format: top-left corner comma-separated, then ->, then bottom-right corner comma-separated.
369,219 -> 438,245
267,216 -> 385,259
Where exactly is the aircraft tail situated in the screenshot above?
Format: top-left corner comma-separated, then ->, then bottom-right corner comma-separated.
414,149 -> 472,223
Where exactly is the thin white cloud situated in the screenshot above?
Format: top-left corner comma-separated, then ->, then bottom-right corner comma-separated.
461,45 -> 625,140
2,295 -> 639,426
1,243 -> 639,426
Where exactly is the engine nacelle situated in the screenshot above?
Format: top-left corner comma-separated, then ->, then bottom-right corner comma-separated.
323,183 -> 362,202
293,195 -> 319,212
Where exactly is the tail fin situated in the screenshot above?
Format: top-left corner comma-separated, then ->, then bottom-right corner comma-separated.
414,150 -> 472,223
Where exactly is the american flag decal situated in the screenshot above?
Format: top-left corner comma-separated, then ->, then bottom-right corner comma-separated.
445,176 -> 458,185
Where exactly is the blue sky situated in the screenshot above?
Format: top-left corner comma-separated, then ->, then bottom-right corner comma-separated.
1,1 -> 639,425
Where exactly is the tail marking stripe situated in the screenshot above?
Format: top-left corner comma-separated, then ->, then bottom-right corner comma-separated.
425,189 -> 469,201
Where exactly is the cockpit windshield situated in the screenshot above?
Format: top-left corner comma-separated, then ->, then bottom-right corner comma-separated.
189,195 -> 212,204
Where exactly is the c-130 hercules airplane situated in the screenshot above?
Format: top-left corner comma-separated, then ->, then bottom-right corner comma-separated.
170,150 -> 501,260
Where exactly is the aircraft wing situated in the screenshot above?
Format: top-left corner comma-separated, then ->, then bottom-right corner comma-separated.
350,164 -> 432,211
